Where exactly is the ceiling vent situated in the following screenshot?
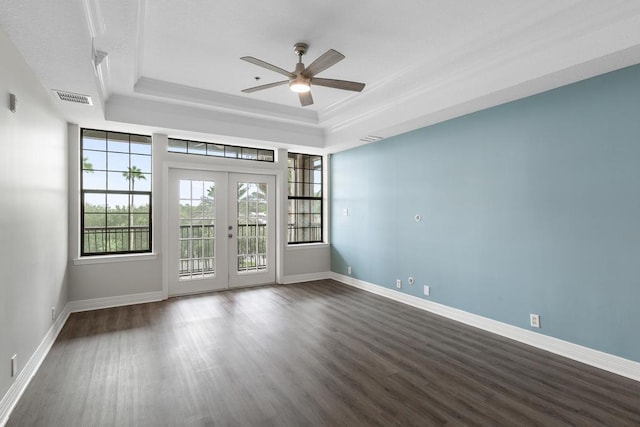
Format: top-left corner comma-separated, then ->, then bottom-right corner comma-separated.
360,135 -> 383,143
53,90 -> 93,106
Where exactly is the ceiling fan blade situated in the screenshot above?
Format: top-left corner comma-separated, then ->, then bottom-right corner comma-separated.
241,80 -> 288,93
302,49 -> 345,77
241,56 -> 295,78
311,78 -> 365,92
299,91 -> 313,107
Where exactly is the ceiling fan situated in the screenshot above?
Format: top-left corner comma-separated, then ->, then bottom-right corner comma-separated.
241,43 -> 365,107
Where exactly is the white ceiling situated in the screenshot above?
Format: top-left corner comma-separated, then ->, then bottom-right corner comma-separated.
2,0 -> 640,153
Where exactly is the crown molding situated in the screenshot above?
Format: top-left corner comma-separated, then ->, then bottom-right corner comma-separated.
134,77 -> 319,125
133,0 -> 147,83
82,0 -> 105,39
106,94 -> 324,148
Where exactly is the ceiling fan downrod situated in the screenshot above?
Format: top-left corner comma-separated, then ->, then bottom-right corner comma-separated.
293,42 -> 308,59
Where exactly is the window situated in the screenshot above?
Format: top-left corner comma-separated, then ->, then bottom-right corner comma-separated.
81,129 -> 152,255
168,138 -> 274,162
288,153 -> 323,243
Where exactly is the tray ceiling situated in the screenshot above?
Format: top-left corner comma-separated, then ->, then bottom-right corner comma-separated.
2,0 -> 640,152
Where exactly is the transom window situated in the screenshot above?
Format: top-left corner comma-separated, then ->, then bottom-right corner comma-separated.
288,153 -> 323,244
81,129 -> 152,255
168,138 -> 274,162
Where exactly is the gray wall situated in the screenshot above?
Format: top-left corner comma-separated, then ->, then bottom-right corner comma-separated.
331,64 -> 640,363
0,27 -> 68,399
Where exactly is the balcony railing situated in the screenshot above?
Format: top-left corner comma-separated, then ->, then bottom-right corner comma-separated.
287,224 -> 321,243
178,224 -> 268,276
83,223 -> 321,255
83,226 -> 150,254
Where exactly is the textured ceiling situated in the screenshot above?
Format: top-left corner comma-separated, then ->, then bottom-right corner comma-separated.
2,0 -> 640,152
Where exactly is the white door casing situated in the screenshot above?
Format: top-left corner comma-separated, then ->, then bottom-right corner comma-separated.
168,169 -> 275,296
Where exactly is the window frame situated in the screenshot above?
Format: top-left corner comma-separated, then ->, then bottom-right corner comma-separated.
80,128 -> 153,256
287,152 -> 323,244
167,138 -> 275,162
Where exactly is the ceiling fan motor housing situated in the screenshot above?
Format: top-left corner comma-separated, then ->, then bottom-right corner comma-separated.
294,42 -> 308,57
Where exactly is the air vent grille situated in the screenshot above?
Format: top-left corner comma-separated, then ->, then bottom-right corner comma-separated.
53,90 -> 93,106
360,135 -> 383,143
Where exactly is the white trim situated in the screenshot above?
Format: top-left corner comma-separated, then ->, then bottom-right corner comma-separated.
67,291 -> 164,313
73,253 -> 158,265
282,272 -> 330,285
134,77 -> 319,125
156,133 -> 170,299
285,243 -> 330,251
133,0 -> 147,82
81,0 -> 105,38
275,148 -> 288,286
0,304 -> 72,426
162,152 -> 287,294
323,154 -> 330,245
105,95 -> 325,149
329,272 -> 640,382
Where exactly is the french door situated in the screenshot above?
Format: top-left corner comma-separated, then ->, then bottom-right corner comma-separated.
168,169 -> 276,296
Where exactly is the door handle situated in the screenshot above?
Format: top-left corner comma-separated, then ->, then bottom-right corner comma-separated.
228,233 -> 233,238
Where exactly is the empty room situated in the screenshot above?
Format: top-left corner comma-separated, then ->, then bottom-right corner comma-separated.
2,1 -> 640,425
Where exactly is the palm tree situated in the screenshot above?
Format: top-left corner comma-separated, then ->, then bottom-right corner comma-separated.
122,166 -> 147,249
122,166 -> 146,192
122,165 -> 146,191
206,185 -> 215,200
83,157 -> 94,172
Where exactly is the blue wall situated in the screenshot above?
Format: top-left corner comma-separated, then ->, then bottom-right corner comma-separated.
330,64 -> 640,362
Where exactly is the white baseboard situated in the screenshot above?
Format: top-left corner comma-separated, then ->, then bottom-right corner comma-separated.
281,272 -> 330,284
67,291 -> 164,312
0,290 -> 165,426
0,303 -> 72,427
329,272 -> 640,382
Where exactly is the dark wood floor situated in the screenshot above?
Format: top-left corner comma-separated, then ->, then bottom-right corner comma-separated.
8,280 -> 640,426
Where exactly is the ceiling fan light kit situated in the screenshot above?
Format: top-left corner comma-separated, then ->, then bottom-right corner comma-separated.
241,42 -> 365,106
289,78 -> 310,93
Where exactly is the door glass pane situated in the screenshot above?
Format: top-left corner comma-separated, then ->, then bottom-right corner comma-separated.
179,179 -> 216,280
236,181 -> 268,274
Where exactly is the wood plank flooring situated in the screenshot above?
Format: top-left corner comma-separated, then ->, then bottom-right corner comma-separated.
8,279 -> 640,426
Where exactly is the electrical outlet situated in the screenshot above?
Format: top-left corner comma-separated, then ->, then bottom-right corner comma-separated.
408,277 -> 415,285
424,285 -> 430,296
11,354 -> 17,377
530,314 -> 541,328
343,208 -> 349,216
51,306 -> 56,321
347,266 -> 352,275
396,279 -> 402,289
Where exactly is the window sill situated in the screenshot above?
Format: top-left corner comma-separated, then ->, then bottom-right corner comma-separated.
286,243 -> 329,251
73,253 -> 158,266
